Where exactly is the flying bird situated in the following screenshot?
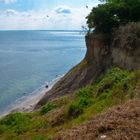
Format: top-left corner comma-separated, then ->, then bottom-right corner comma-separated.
86,5 -> 88,9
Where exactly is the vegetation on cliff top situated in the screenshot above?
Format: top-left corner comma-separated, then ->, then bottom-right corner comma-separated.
0,67 -> 139,140
87,0 -> 140,33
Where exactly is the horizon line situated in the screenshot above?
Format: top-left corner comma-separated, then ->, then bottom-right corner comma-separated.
0,29 -> 83,31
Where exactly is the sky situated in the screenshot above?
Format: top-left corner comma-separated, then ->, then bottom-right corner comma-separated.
0,0 -> 100,30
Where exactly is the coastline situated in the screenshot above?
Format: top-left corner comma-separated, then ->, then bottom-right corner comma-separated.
0,75 -> 64,118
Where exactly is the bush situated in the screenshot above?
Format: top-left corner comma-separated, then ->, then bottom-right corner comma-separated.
95,67 -> 129,96
87,3 -> 120,33
67,86 -> 94,118
68,97 -> 92,118
76,86 -> 94,98
40,103 -> 56,115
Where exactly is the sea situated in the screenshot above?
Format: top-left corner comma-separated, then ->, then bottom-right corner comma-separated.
0,30 -> 86,115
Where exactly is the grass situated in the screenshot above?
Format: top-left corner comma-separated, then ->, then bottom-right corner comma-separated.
40,103 -> 56,115
0,67 -> 139,140
67,86 -> 94,118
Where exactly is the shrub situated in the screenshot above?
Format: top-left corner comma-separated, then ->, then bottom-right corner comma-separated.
40,103 -> 56,115
76,86 -> 94,98
67,97 -> 92,118
95,67 -> 129,96
67,86 -> 94,118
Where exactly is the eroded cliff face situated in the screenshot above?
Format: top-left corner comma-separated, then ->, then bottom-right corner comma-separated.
35,35 -> 112,108
112,46 -> 140,70
35,32 -> 140,108
111,22 -> 140,70
85,34 -> 140,71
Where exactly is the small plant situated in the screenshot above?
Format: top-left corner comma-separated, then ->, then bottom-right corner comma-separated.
67,86 -> 94,118
76,86 -> 94,98
68,97 -> 92,118
40,103 -> 56,115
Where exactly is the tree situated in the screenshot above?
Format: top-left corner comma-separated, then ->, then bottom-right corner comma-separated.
87,0 -> 140,34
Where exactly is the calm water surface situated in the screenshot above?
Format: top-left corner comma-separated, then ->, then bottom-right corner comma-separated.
0,30 -> 86,115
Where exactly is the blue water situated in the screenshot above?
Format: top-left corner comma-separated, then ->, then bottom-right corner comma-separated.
0,30 -> 86,115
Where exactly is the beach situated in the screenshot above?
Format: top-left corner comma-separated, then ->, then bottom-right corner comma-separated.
0,75 -> 63,118
0,85 -> 49,118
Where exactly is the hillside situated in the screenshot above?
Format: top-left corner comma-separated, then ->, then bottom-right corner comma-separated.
0,67 -> 140,140
36,22 -> 140,108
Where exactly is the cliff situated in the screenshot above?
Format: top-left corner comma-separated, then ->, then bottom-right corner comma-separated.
35,23 -> 140,108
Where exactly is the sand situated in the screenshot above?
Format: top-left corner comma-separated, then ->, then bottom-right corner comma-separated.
0,87 -> 49,118
0,75 -> 63,118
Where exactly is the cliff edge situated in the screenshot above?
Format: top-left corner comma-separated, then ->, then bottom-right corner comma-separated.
35,22 -> 140,108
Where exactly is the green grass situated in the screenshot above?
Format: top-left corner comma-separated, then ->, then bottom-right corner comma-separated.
0,67 -> 139,140
40,103 -> 56,115
0,113 -> 31,134
66,67 -> 140,124
67,86 -> 94,118
31,134 -> 48,140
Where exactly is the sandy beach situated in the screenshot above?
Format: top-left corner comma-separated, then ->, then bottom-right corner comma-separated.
0,87 -> 48,118
0,75 -> 63,118
11,87 -> 49,113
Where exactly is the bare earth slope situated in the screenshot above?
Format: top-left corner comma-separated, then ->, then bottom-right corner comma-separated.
54,100 -> 140,140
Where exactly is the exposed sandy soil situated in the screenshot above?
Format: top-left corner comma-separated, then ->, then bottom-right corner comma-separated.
54,100 -> 140,140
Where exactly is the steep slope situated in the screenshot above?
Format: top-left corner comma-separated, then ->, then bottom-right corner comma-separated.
36,22 -> 140,108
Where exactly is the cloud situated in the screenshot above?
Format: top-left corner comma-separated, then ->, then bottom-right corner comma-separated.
0,0 -> 17,4
2,9 -> 17,16
56,8 -> 71,14
0,3 -> 99,30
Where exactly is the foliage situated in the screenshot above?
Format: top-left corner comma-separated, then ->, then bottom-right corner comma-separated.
0,113 -> 31,136
87,0 -> 140,33
72,67 -> 140,124
31,134 -> 48,140
68,67 -> 140,122
67,86 -> 94,118
40,103 -> 56,115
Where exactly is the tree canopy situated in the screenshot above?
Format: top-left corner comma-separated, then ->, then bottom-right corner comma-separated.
87,0 -> 140,33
